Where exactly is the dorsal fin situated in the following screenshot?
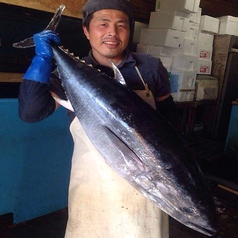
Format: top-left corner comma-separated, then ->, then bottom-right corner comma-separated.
109,60 -> 127,86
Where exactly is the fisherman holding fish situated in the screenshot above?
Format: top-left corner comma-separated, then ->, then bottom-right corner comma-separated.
18,0 -> 176,237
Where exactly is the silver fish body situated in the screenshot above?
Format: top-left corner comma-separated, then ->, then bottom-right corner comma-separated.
52,45 -> 218,236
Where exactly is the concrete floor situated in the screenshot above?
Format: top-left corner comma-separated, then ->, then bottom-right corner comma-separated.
1,185 -> 238,238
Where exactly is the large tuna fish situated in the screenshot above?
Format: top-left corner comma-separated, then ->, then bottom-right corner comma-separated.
52,45 -> 218,236
13,4 -> 218,236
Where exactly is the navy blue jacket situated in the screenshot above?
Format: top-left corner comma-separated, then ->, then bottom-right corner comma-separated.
19,50 -> 174,124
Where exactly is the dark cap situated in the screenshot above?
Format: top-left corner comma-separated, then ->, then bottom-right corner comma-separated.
82,0 -> 133,25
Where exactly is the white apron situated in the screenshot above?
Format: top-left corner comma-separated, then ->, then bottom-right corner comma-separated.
63,67 -> 169,238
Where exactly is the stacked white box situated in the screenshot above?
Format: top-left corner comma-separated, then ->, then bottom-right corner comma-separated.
197,29 -> 214,75
174,39 -> 198,56
149,11 -> 190,31
170,69 -> 196,102
139,28 -> 185,48
198,45 -> 213,60
200,15 -> 219,34
136,44 -> 174,70
172,55 -> 198,71
157,56 -> 173,71
136,44 -> 175,57
170,70 -> 196,90
137,0 -> 208,102
156,0 -> 200,13
198,32 -> 214,45
218,16 -> 238,36
172,90 -> 195,102
190,7 -> 202,24
197,60 -> 212,74
185,22 -> 200,40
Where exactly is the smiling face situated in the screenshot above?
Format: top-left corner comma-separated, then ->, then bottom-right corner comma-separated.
83,9 -> 130,66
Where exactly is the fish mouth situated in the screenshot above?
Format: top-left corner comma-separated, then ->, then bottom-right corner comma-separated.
186,221 -> 218,236
103,126 -> 219,236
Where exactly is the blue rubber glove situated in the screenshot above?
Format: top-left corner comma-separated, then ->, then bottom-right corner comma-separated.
23,30 -> 61,84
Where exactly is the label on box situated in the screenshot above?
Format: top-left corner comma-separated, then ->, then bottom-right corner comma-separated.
199,65 -> 210,73
200,50 -> 211,59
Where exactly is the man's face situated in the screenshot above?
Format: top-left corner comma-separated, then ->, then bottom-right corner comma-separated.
83,9 -> 130,66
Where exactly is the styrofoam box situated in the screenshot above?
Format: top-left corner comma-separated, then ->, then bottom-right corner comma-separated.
172,55 -> 198,71
139,29 -> 185,48
185,22 -> 200,40
198,45 -> 213,60
200,15 -> 219,34
157,0 -> 200,13
170,70 -> 196,91
195,75 -> 218,100
198,32 -> 214,46
158,56 -> 173,70
149,10 -> 190,32
174,39 -> 198,56
190,7 -> 202,23
172,89 -> 195,102
218,16 -> 238,36
136,44 -> 175,57
197,59 -> 212,75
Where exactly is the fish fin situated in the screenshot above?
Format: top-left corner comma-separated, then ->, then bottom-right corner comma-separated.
109,60 -> 127,86
103,125 -> 144,168
53,96 -> 74,112
12,4 -> 65,48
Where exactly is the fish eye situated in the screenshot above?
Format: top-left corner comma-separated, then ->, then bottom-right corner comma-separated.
181,206 -> 196,214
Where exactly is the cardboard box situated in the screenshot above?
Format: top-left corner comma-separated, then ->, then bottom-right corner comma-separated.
149,10 -> 190,31
139,28 -> 185,48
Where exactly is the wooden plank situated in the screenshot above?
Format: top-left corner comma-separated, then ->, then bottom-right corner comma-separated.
0,72 -> 23,82
0,0 -> 87,19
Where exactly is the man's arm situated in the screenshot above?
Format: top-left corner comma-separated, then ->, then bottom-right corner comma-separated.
18,80 -> 56,122
18,30 -> 60,122
156,93 -> 176,126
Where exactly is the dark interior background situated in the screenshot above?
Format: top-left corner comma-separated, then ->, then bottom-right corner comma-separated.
1,0 -> 238,97
131,0 -> 238,23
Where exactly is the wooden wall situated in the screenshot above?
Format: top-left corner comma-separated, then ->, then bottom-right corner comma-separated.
0,0 -> 86,19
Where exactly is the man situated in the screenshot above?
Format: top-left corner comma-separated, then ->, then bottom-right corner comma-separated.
19,0 -> 174,237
